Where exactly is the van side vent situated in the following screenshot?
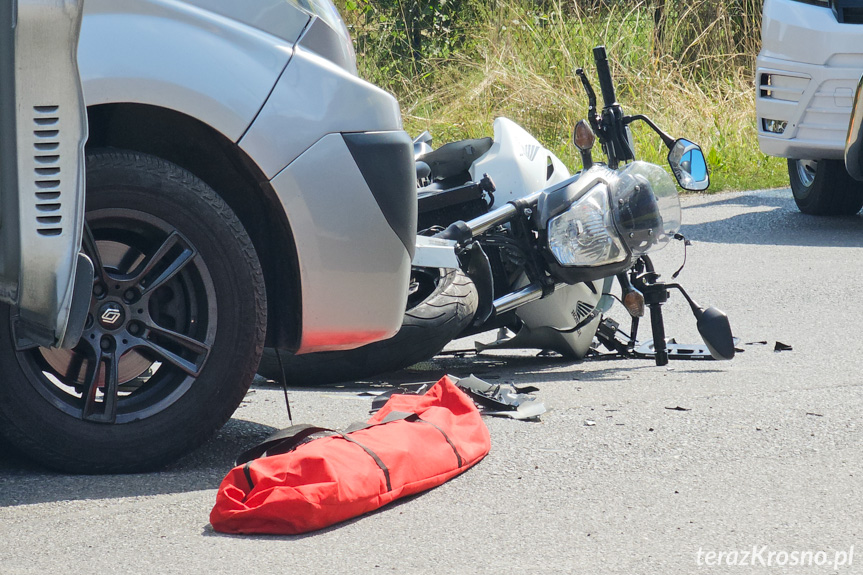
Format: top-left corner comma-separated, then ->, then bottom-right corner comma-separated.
32,105 -> 63,237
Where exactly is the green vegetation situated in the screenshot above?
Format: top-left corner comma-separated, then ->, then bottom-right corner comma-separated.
340,0 -> 787,191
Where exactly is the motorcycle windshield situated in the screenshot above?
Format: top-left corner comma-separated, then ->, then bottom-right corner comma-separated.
611,161 -> 681,256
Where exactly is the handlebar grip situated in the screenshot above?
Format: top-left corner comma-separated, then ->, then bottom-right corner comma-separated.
593,46 -> 617,108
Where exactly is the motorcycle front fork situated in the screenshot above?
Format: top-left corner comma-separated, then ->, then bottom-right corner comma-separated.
623,255 -> 671,366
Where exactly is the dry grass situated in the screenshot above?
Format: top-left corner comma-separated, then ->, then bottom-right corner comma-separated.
348,0 -> 787,191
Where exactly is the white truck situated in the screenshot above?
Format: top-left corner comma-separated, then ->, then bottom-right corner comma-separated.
756,0 -> 863,215
0,0 -> 416,473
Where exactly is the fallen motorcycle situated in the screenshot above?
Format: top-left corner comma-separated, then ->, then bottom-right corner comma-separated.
259,46 -> 734,383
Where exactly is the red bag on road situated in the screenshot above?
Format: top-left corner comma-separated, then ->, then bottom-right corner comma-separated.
210,375 -> 490,535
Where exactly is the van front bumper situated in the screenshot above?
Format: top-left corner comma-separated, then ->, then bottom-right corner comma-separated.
270,130 -> 416,354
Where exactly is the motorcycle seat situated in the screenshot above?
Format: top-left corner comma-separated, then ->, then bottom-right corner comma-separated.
416,137 -> 493,180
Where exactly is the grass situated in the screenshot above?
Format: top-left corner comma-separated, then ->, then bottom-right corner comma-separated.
342,0 -> 788,192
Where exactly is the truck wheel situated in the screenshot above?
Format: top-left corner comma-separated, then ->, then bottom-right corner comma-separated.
788,159 -> 863,215
0,150 -> 266,473
257,268 -> 477,385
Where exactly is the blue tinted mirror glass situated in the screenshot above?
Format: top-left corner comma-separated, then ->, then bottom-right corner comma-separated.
668,138 -> 709,191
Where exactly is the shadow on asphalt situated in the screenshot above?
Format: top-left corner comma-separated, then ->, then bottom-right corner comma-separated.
0,348 -> 644,507
260,347 -> 714,392
0,345 -> 725,507
0,417 -> 277,507
201,490 -> 426,540
680,189 -> 863,248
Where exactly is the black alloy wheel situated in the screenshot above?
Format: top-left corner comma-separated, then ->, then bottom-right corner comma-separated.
0,150 -> 266,473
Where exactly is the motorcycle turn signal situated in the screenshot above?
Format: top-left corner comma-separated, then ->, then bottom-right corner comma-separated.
623,289 -> 645,318
573,120 -> 596,151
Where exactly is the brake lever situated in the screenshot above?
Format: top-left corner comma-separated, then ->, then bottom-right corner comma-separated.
575,68 -> 601,139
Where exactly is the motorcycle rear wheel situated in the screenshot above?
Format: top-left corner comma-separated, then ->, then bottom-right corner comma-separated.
258,268 -> 477,385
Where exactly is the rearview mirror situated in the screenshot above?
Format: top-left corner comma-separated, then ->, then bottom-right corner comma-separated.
695,306 -> 735,360
668,138 -> 709,191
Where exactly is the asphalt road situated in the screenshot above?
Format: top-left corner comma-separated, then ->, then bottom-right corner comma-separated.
2,188 -> 863,574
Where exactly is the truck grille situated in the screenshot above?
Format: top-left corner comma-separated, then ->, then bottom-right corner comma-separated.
833,3 -> 863,24
759,73 -> 807,103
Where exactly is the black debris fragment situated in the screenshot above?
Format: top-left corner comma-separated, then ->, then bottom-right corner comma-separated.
774,341 -> 793,352
438,348 -> 476,357
665,406 -> 691,411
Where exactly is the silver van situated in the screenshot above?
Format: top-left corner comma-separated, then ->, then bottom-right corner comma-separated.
0,0 -> 416,473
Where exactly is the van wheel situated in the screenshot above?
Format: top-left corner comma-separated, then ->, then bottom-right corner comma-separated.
0,150 -> 266,473
788,159 -> 863,215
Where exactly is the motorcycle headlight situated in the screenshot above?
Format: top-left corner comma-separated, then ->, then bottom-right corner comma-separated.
548,183 -> 627,267
546,161 -> 681,268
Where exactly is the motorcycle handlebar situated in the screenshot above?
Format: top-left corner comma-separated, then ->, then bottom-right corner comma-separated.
593,46 -> 616,108
435,190 -> 542,243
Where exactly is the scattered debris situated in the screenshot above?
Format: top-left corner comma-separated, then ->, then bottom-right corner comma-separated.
437,349 -> 476,358
665,406 -> 691,411
746,341 -> 768,346
454,375 -> 548,421
806,412 -> 823,417
593,318 -> 738,361
584,420 -> 596,427
369,382 -> 435,412
774,341 -> 793,352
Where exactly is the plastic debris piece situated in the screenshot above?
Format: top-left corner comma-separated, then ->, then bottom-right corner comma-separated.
369,382 -> 434,413
437,348 -> 477,357
774,341 -> 793,352
665,406 -> 691,411
454,374 -> 547,421
584,420 -> 596,427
